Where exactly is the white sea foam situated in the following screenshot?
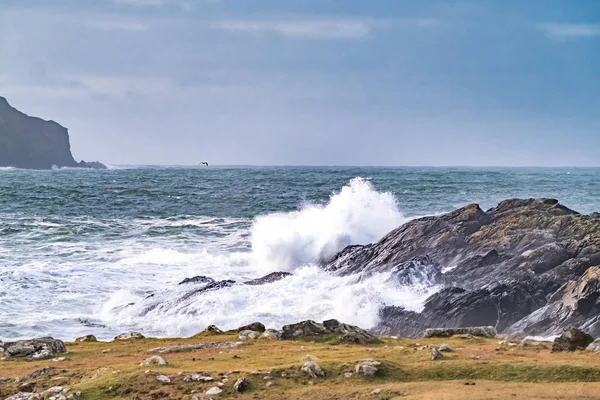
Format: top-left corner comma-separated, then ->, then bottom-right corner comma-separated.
0,177 -> 433,340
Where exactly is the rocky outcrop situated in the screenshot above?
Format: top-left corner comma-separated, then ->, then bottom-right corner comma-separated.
424,326 -> 497,338
281,319 -> 378,344
0,96 -> 105,169
325,198 -> 600,337
2,338 -> 66,360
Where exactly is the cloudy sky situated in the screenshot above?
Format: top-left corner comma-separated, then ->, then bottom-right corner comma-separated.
0,0 -> 599,166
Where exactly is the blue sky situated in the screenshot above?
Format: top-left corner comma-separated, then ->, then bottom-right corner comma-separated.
0,0 -> 598,166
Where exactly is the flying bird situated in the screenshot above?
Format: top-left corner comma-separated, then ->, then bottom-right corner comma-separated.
200,162 -> 209,166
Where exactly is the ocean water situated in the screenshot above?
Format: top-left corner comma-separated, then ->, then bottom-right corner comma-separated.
1,166 -> 600,341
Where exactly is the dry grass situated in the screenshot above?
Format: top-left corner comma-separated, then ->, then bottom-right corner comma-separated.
2,333 -> 600,399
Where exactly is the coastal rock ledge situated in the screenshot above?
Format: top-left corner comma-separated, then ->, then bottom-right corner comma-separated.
0,96 -> 105,169
324,198 -> 600,338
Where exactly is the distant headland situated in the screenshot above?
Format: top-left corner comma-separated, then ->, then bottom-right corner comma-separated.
0,96 -> 105,170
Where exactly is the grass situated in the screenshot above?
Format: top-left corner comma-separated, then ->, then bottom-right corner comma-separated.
2,333 -> 600,399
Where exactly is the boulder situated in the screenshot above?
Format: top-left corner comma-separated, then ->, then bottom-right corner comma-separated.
178,276 -> 215,285
355,359 -> 381,376
281,319 -> 377,344
114,332 -> 145,340
206,387 -> 223,395
75,335 -> 97,343
438,344 -> 453,352
239,330 -> 261,340
238,322 -> 266,333
260,329 -> 282,340
200,325 -> 223,335
3,338 -> 66,360
140,356 -> 168,366
233,377 -> 249,393
431,347 -> 444,360
244,272 -> 292,286
552,327 -> 594,352
301,361 -> 325,378
424,326 -> 497,338
156,375 -> 171,383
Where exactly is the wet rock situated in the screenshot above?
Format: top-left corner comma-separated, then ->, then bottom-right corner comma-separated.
114,332 -> 145,340
355,359 -> 381,376
75,335 -> 97,343
179,276 -> 215,285
156,375 -> 171,383
328,198 -> 600,338
552,327 -> 594,352
233,377 -> 249,393
239,330 -> 261,340
140,356 -> 168,366
431,347 -> 444,360
244,272 -> 292,286
205,387 -> 223,395
424,326 -> 497,338
260,329 -> 282,340
238,322 -> 266,333
3,338 -> 66,360
301,361 -> 325,378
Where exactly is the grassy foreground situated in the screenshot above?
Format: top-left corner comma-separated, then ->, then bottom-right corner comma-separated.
2,332 -> 600,399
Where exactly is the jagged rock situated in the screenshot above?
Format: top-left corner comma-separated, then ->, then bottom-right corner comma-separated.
424,327 -> 497,338
260,329 -> 282,340
4,393 -> 35,400
140,356 -> 168,366
327,198 -> 600,337
586,338 -> 600,352
0,96 -> 105,169
301,361 -> 325,378
551,327 -> 594,352
239,330 -> 261,340
114,332 -> 145,340
75,335 -> 97,343
281,319 -> 377,344
355,359 -> 381,376
156,375 -> 171,383
200,325 -> 223,335
22,367 -> 56,380
149,341 -> 241,354
205,387 -> 223,395
244,272 -> 292,286
238,322 -> 266,332
178,276 -> 215,285
431,347 -> 444,360
3,338 -> 66,360
233,377 -> 249,393
179,280 -> 236,302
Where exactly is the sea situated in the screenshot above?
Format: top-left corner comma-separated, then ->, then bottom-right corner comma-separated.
1,166 -> 599,341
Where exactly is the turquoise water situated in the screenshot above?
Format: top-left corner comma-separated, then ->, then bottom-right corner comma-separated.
1,166 -> 599,340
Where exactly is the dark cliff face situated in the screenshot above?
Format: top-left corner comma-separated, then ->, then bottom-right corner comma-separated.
0,96 -> 104,169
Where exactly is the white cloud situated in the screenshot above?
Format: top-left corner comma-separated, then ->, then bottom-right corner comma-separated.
212,19 -> 383,39
536,23 -> 600,38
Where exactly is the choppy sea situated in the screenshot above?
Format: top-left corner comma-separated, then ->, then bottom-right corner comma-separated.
1,166 -> 599,340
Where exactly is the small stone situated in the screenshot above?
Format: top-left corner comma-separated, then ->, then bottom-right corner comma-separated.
264,375 -> 272,380
206,386 -> 223,395
302,361 -> 325,379
140,356 -> 168,366
75,335 -> 98,343
114,332 -> 145,341
233,377 -> 249,393
266,381 -> 274,387
101,349 -> 112,353
184,374 -> 214,382
372,388 -> 382,395
355,359 -> 381,376
156,375 -> 171,383
431,347 -> 444,360
344,372 -> 353,378
52,357 -> 69,362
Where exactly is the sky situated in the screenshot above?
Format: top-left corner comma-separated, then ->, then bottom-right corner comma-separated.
0,0 -> 599,166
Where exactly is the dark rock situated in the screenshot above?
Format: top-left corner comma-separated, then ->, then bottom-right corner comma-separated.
551,327 -> 594,352
233,377 -> 249,393
179,280 -> 236,302
0,96 -> 105,169
3,338 -> 66,360
327,198 -> 600,338
238,322 -> 266,333
244,272 -> 292,286
178,276 -> 215,285
22,367 -> 56,380
281,319 -> 378,344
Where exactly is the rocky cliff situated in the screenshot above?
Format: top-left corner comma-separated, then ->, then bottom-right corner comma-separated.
0,96 -> 105,169
324,198 -> 600,337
